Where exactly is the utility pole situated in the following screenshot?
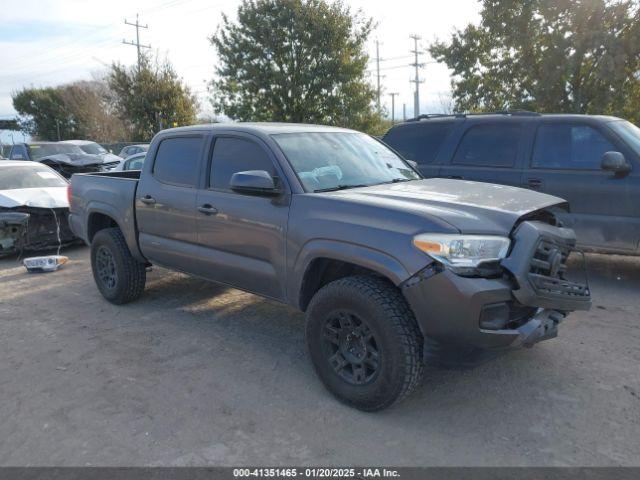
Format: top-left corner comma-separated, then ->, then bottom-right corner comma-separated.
389,93 -> 399,124
374,39 -> 384,112
403,103 -> 407,121
123,13 -> 150,70
409,34 -> 425,117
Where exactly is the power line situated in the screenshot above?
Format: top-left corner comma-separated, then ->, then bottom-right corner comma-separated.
409,34 -> 425,117
123,13 -> 150,70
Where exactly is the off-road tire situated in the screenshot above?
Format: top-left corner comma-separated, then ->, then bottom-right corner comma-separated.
305,275 -> 424,411
91,228 -> 146,304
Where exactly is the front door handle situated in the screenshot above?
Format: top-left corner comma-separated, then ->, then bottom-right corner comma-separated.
197,204 -> 218,215
140,195 -> 156,205
526,178 -> 543,189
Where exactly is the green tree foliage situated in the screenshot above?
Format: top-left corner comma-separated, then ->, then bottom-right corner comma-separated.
12,81 -> 130,142
12,87 -> 73,140
210,0 -> 385,133
107,55 -> 198,141
430,0 -> 640,123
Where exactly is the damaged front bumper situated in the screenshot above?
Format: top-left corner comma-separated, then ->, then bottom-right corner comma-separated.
0,207 -> 77,256
402,221 -> 591,352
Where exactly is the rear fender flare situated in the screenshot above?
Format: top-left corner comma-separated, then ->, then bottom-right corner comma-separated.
86,201 -> 145,262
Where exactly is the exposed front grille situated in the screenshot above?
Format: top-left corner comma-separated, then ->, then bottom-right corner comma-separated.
530,239 -> 569,278
528,238 -> 589,299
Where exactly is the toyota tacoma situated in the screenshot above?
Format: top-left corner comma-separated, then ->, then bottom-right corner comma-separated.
69,123 -> 591,411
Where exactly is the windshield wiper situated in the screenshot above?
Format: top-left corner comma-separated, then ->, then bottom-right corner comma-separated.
376,178 -> 414,185
313,184 -> 369,193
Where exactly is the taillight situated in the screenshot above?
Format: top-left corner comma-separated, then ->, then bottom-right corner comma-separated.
67,184 -> 72,206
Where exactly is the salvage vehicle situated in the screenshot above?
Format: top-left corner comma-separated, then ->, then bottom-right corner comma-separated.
9,142 -> 105,178
1,144 -> 11,159
382,112 -> 640,255
69,123 -> 591,411
60,140 -> 122,170
118,144 -> 149,158
0,161 -> 76,256
112,152 -> 146,171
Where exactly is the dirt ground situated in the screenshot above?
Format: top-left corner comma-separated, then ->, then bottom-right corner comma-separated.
0,246 -> 638,466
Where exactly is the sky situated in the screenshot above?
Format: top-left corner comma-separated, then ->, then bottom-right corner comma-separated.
0,0 -> 481,129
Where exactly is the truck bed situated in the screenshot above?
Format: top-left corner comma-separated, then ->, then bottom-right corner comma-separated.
68,170 -> 143,261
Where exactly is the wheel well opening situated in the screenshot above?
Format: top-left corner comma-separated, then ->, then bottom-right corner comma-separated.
299,258 -> 385,311
87,213 -> 118,242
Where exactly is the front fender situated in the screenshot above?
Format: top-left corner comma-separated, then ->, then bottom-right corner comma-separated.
288,239 -> 414,308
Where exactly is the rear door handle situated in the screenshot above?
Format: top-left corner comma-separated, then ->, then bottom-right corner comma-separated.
445,175 -> 463,180
197,204 -> 218,215
526,178 -> 543,189
140,195 -> 156,204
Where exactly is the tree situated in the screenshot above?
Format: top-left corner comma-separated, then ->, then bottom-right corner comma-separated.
107,55 -> 198,141
12,81 -> 130,141
58,81 -> 130,142
209,0 -> 384,133
12,87 -> 73,140
430,0 -> 640,124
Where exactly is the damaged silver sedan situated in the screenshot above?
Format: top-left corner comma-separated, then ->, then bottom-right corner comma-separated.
0,161 -> 77,257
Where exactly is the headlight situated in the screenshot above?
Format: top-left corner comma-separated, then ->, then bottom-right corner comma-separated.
413,234 -> 510,274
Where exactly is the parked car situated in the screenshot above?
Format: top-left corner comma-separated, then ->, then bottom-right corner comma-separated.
60,140 -> 122,170
382,112 -> 640,255
113,152 -> 146,171
0,161 -> 76,256
8,142 -> 105,178
1,144 -> 12,159
118,144 -> 149,158
69,123 -> 590,411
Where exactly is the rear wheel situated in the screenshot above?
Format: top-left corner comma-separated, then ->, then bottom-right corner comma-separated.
91,228 -> 146,304
306,275 -> 424,411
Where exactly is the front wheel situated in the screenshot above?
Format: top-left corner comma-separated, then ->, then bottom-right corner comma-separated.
305,275 -> 424,411
91,228 -> 146,304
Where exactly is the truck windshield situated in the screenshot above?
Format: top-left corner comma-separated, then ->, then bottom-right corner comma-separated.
272,132 -> 420,192
0,165 -> 67,190
608,120 -> 640,156
28,144 -> 85,160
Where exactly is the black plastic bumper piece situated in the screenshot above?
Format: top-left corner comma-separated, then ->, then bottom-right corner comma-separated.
501,221 -> 591,312
402,220 -> 591,352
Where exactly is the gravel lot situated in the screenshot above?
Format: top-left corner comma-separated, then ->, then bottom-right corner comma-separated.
0,246 -> 638,466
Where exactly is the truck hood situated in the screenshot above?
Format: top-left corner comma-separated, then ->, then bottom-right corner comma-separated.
0,187 -> 69,209
40,153 -> 103,166
328,178 -> 567,235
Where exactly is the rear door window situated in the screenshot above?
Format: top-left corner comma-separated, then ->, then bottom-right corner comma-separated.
153,136 -> 204,186
532,123 -> 616,170
453,124 -> 521,167
382,121 -> 455,164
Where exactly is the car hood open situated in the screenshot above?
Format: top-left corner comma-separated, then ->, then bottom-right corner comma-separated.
0,187 -> 69,209
328,178 -> 567,235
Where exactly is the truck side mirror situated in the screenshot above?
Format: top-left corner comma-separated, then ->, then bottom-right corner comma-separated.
230,170 -> 281,196
601,151 -> 631,176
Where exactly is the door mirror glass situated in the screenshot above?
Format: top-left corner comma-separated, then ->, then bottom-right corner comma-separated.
230,170 -> 280,195
601,151 -> 631,175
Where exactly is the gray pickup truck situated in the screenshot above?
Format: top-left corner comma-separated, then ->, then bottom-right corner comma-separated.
69,123 -> 591,411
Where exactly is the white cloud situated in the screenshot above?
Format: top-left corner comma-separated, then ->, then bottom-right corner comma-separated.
0,0 -> 481,119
